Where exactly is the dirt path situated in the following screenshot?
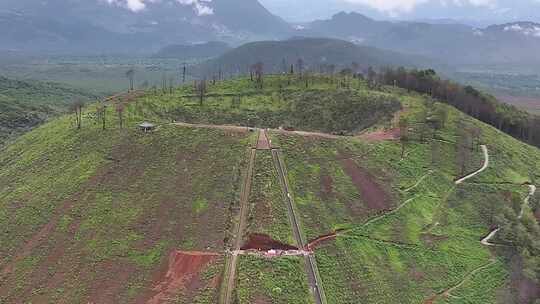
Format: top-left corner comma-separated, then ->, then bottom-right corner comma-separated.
272,129 -> 341,139
425,147 -> 535,302
455,145 -> 489,184
221,148 -> 257,304
172,121 -> 346,140
424,259 -> 497,303
481,184 -> 537,246
256,129 -> 271,150
272,149 -> 327,304
403,170 -> 434,193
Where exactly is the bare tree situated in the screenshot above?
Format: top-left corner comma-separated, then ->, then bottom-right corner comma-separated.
253,62 -> 264,89
470,126 -> 482,151
296,58 -> 304,78
417,108 -> 428,143
367,66 -> 377,88
281,58 -> 288,74
126,69 -> 135,91
70,100 -> 84,130
197,78 -> 207,106
399,117 -> 410,159
182,64 -> 187,83
162,73 -> 167,93
96,103 -> 107,130
169,76 -> 174,94
116,103 -> 125,129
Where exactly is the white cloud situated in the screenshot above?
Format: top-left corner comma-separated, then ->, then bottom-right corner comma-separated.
176,0 -> 214,16
504,23 -> 540,37
103,0 -> 214,15
104,0 -> 153,12
341,0 -> 497,15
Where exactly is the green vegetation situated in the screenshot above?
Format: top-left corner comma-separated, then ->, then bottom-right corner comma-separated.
202,38 -> 429,75
0,56 -> 196,94
131,75 -> 400,134
277,86 -> 540,303
0,76 -> 96,146
236,255 -> 313,304
274,134 -> 375,240
1,73 -> 539,303
0,109 -> 251,302
247,151 -> 293,244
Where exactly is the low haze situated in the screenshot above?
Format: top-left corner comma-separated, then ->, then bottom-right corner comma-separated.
260,0 -> 540,23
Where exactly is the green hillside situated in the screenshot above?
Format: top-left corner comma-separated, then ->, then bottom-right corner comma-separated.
201,38 -> 432,75
0,76 -> 96,146
0,74 -> 539,304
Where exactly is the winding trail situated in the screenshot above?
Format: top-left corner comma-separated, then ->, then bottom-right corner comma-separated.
426,145 -> 537,303
403,170 -> 434,192
481,184 -> 537,246
455,145 -> 489,185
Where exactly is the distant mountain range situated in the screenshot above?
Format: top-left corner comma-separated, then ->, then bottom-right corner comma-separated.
299,12 -> 540,65
0,0 -> 289,53
0,0 -> 539,67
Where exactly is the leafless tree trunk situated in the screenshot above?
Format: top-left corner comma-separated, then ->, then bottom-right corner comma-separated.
116,103 -> 125,129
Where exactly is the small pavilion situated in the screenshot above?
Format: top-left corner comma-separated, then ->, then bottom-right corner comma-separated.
138,122 -> 155,132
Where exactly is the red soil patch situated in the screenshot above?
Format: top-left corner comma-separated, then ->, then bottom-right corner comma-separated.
423,295 -> 437,304
359,128 -> 400,141
306,230 -> 342,251
241,233 -> 298,251
340,158 -> 393,212
143,250 -> 219,304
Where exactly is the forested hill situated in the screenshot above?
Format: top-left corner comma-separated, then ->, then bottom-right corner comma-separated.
0,76 -> 96,146
200,38 -> 433,76
375,68 -> 540,148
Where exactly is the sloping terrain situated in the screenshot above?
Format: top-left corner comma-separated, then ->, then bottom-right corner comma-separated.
0,75 -> 539,304
0,0 -> 290,53
0,76 -> 96,146
301,12 -> 540,66
0,117 -> 254,302
202,38 -> 431,75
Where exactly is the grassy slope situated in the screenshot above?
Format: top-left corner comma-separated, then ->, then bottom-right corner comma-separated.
236,255 -> 313,304
1,75 -> 539,303
129,75 -> 400,134
246,150 -> 294,244
0,76 -> 96,146
0,107 -> 253,302
277,89 -> 540,303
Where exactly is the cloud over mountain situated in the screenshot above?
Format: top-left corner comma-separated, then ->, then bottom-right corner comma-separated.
104,0 -> 214,15
340,0 -> 497,14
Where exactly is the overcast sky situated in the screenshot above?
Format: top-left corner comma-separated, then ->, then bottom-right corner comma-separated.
258,0 -> 540,24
